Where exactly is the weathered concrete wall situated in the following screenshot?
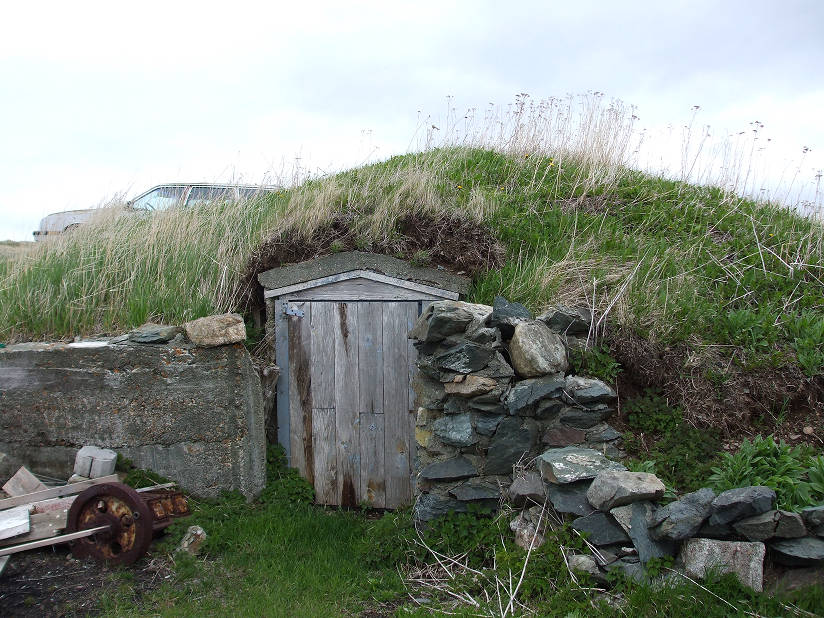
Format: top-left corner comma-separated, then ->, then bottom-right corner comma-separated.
0,339 -> 265,499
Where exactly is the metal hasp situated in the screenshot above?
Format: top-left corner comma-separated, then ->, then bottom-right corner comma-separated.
282,303 -> 305,318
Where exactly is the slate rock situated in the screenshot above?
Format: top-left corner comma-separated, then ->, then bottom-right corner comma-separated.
709,486 -> 776,526
734,510 -> 806,541
435,342 -> 494,374
542,426 -> 586,447
769,536 -> 824,567
409,301 -> 476,344
504,374 -> 566,415
128,322 -> 182,343
587,470 -> 665,511
547,480 -> 596,517
465,327 -> 501,347
472,352 -> 516,379
697,520 -> 737,540
563,376 -> 617,405
449,481 -> 500,502
767,565 -> 824,593
432,413 -> 477,447
420,456 -> 478,481
444,375 -> 498,397
414,493 -> 468,521
443,397 -> 471,414
572,512 -> 631,546
558,406 -> 610,429
649,488 -> 716,541
508,471 -> 546,506
801,506 -> 824,536
538,305 -> 592,336
488,296 -> 532,339
473,413 -> 504,436
535,398 -> 564,418
537,446 -> 626,484
508,321 -> 568,378
485,417 -> 538,475
412,373 -> 446,409
184,313 -> 246,347
568,554 -> 608,586
586,424 -> 622,443
679,538 -> 766,592
610,502 -> 676,564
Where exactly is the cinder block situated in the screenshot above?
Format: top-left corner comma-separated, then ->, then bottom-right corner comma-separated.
74,446 -> 117,479
73,446 -> 96,477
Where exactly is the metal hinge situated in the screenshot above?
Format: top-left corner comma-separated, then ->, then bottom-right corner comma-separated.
282,303 -> 305,318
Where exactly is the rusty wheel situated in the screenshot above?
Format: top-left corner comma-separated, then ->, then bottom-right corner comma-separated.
66,483 -> 153,565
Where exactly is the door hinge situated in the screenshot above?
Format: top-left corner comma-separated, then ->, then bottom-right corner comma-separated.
282,303 -> 305,318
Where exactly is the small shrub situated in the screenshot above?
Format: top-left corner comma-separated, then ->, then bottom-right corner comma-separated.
625,389 -> 682,434
708,435 -> 824,511
568,345 -> 622,383
258,444 -> 315,505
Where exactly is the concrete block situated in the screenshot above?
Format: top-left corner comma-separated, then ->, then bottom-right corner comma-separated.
74,446 -> 116,478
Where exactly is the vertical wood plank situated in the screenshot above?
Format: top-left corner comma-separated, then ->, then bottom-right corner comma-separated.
357,303 -> 384,415
359,412 -> 385,508
274,303 -> 291,462
287,301 -> 312,483
312,407 -> 337,504
383,302 -> 412,509
335,302 -> 360,507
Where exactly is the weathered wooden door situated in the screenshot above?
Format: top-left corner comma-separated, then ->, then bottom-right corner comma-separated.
282,301 -> 419,508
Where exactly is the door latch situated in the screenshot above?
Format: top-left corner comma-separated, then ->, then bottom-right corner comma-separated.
282,304 -> 305,318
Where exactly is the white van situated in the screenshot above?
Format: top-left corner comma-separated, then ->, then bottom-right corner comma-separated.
33,183 -> 277,240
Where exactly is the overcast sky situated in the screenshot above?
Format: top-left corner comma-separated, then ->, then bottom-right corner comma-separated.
1,0 -> 822,240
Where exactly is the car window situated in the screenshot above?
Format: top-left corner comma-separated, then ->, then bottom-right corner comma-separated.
131,186 -> 186,211
185,186 -> 236,206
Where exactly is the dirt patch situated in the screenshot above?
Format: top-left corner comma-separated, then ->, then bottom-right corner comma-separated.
607,328 -> 823,447
0,545 -> 172,616
239,212 -> 505,312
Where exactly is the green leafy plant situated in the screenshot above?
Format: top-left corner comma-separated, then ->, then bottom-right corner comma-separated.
568,345 -> 622,383
259,444 -> 315,505
625,389 -> 682,434
785,311 -> 824,377
708,435 -> 824,511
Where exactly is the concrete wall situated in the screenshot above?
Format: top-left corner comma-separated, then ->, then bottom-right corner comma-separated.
0,339 -> 265,499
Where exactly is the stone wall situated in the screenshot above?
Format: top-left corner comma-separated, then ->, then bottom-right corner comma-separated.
0,336 -> 265,499
410,297 -> 623,520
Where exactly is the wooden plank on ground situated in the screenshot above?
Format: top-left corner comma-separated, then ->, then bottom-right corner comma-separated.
0,506 -> 30,541
2,467 -> 47,497
0,474 -> 119,511
312,407 -> 337,505
359,413 -> 385,508
357,302 -> 384,415
0,509 -> 68,547
383,302 -> 412,509
288,301 -> 313,483
335,302 -> 360,507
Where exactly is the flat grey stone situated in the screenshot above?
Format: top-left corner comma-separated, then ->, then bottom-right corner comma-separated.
485,417 -> 538,475
488,296 -> 531,338
586,424 -> 622,442
734,510 -> 807,541
709,486 -> 776,526
558,407 -> 610,429
587,470 -> 665,510
508,321 -> 568,378
649,488 -> 715,541
769,536 -> 824,567
610,502 -> 676,564
801,506 -> 824,536
472,352 -> 515,379
563,376 -> 617,405
679,538 -> 766,592
697,520 -> 737,540
547,480 -> 596,516
432,413 -> 477,447
572,512 -> 630,546
434,342 -> 494,374
542,426 -> 586,447
538,306 -> 592,336
504,374 -> 566,415
409,301 -> 476,343
414,492 -> 467,521
420,456 -> 478,481
449,480 -> 500,502
128,323 -> 182,344
508,471 -> 546,506
473,413 -> 504,436
537,446 -> 626,484
568,554 -> 608,585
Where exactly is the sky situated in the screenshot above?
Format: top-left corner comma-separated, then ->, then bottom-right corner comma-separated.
1,0 -> 823,240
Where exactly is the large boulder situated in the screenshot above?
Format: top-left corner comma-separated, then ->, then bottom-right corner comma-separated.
538,447 -> 626,484
571,512 -> 630,546
420,456 -> 478,481
538,306 -> 592,336
432,413 -> 477,447
769,536 -> 824,567
733,510 -> 807,541
648,488 -> 715,541
709,486 -> 776,526
586,470 -> 665,511
485,417 -> 538,475
508,321 -> 568,378
488,296 -> 531,339
679,538 -> 766,592
504,374 -> 566,415
184,313 -> 246,347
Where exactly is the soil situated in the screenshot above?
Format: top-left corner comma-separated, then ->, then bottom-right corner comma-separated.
0,544 -> 171,617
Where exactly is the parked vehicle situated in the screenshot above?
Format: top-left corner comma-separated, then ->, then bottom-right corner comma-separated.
33,183 -> 276,239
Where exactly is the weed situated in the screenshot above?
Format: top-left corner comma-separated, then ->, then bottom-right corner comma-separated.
569,345 -> 622,383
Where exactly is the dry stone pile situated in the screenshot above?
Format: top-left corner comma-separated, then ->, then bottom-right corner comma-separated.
409,298 -> 824,592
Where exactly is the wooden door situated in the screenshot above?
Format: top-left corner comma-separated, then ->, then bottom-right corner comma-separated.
280,300 -> 419,508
